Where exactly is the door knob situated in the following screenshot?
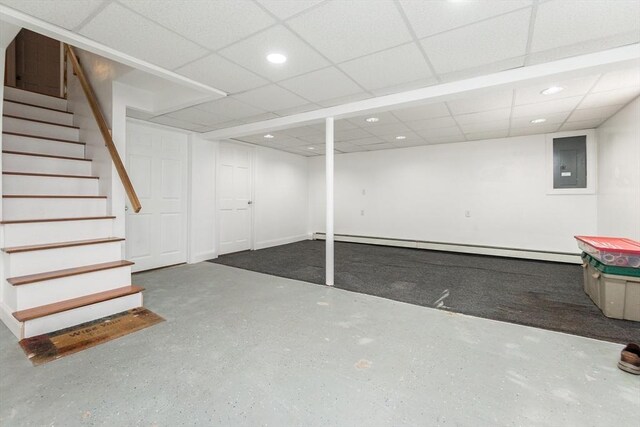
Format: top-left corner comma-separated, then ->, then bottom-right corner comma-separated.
248,201 -> 253,205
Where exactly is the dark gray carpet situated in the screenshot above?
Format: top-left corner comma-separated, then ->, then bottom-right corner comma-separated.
209,240 -> 639,344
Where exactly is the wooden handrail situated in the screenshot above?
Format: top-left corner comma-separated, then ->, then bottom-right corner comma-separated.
64,44 -> 142,213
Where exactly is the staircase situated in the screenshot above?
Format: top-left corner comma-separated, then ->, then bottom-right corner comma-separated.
0,86 -> 143,339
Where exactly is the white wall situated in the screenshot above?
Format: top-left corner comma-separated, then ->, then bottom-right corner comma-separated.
188,135 -> 216,263
596,97 -> 640,241
309,134 -> 599,254
253,145 -> 310,250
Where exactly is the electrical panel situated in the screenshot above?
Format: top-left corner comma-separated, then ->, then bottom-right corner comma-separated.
553,135 -> 587,189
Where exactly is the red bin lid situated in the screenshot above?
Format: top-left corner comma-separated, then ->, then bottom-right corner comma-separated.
575,236 -> 640,254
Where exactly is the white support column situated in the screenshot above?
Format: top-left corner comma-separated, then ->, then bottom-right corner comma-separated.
325,117 -> 334,286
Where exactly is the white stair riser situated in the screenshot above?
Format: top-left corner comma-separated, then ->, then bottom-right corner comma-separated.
5,242 -> 122,277
14,266 -> 132,310
3,153 -> 91,175
4,86 -> 67,111
3,101 -> 74,126
3,198 -> 107,220
3,175 -> 99,196
3,86 -> 68,111
2,219 -> 114,247
3,133 -> 85,157
22,293 -> 143,338
3,116 -> 79,141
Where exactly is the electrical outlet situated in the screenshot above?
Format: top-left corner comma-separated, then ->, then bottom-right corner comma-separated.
465,210 -> 471,218
361,210 -> 365,216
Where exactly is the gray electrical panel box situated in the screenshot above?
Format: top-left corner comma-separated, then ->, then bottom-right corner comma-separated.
553,135 -> 587,189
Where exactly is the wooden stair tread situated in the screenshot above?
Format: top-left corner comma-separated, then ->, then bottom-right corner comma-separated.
2,150 -> 90,161
13,285 -> 144,322
3,237 -> 124,254
1,216 -> 116,225
3,171 -> 98,179
4,99 -> 71,114
3,131 -> 85,145
5,86 -> 67,100
3,114 -> 79,129
8,260 -> 135,286
3,195 -> 106,199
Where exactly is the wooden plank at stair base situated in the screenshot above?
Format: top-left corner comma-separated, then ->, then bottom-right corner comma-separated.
13,285 -> 144,322
0,216 -> 116,225
8,260 -> 135,286
3,237 -> 125,254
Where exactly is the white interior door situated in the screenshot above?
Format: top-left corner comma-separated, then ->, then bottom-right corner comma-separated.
126,121 -> 188,272
218,142 -> 253,255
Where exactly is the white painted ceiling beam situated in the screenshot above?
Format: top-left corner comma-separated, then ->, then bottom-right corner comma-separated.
0,5 -> 227,98
202,44 -> 640,140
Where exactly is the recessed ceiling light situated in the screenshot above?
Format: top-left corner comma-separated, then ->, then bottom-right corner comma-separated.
395,135 -> 406,140
530,118 -> 547,124
541,86 -> 564,95
365,117 -> 379,123
307,146 -> 315,150
263,134 -> 274,139
266,53 -> 287,64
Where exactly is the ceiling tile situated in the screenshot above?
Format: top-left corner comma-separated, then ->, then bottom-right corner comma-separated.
392,139 -> 430,148
233,84 -> 309,111
335,128 -> 374,142
218,25 -> 330,81
298,133 -> 326,144
415,126 -> 464,140
405,116 -> 458,131
120,0 -> 275,50
459,120 -> 510,134
348,112 -> 400,128
165,106 -> 224,126
379,131 -> 424,144
126,108 -> 154,121
279,67 -> 363,103
465,129 -> 510,141
592,68 -> 640,93
426,135 -> 466,145
79,2 -> 207,69
511,96 -> 582,118
580,87 -> 640,110
334,142 -> 367,153
455,108 -> 511,125
530,0 -> 640,53
392,103 -> 450,122
149,115 -> 202,131
510,123 -> 561,137
239,112 -> 280,124
560,118 -> 606,131
339,43 -> 433,92
363,142 -> 398,151
280,126 -> 324,138
310,120 -> 359,132
0,0 -> 106,29
420,9 -> 530,74
567,105 -> 624,122
514,75 -> 599,105
447,90 -> 513,115
362,122 -> 413,137
287,0 -> 412,63
175,53 -> 268,94
399,0 -> 531,39
256,0 -> 323,19
510,112 -> 570,128
194,98 -> 265,120
437,56 -> 526,84
349,136 -> 387,146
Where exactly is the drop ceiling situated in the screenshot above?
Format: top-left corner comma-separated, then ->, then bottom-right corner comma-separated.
232,67 -> 640,156
3,0 -> 640,145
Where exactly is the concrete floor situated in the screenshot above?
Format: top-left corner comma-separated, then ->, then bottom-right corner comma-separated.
1,262 -> 638,426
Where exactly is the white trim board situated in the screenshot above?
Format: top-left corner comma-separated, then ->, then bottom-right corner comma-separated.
313,233 -> 582,264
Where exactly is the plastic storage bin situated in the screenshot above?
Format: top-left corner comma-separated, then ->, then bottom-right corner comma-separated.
575,236 -> 640,268
581,253 -> 640,322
